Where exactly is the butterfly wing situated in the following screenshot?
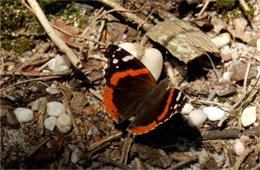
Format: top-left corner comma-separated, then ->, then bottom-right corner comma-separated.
103,45 -> 157,123
127,79 -> 186,135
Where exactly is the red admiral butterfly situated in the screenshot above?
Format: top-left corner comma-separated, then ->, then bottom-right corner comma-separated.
103,45 -> 186,135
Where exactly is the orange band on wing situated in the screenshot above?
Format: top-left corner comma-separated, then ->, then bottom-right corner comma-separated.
157,89 -> 174,121
110,68 -> 149,86
128,121 -> 157,135
103,86 -> 119,123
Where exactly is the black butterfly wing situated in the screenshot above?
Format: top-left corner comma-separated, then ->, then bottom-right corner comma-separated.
103,45 -> 157,123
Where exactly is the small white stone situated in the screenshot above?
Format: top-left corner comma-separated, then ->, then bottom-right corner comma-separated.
233,139 -> 245,155
31,99 -> 40,111
181,103 -> 194,114
47,54 -> 71,72
257,39 -> 260,52
241,106 -> 257,127
203,106 -> 225,121
187,109 -> 207,127
44,116 -> 57,131
56,113 -> 72,134
14,108 -> 33,123
119,42 -> 163,81
142,48 -> 163,81
46,101 -> 66,117
46,84 -> 60,94
119,42 -> 138,57
71,148 -> 81,163
181,103 -> 193,114
211,33 -> 231,49
223,72 -> 231,82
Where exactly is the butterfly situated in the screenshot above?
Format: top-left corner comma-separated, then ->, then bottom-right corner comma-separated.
103,45 -> 186,135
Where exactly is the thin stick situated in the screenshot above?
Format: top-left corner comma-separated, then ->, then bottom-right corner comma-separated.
98,0 -> 152,31
26,0 -> 81,68
0,76 -> 61,92
1,70 -> 72,77
233,147 -> 254,170
172,155 -> 198,169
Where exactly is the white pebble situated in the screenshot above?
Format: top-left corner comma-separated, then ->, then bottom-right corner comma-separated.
44,116 -> 57,131
119,42 -> 163,81
223,72 -> 231,82
187,109 -> 207,127
46,101 -> 66,117
181,103 -> 194,114
119,42 -> 138,57
47,54 -> 71,72
56,113 -> 72,134
14,107 -> 33,123
71,148 -> 81,163
46,84 -> 60,94
241,106 -> 257,127
203,107 -> 225,121
257,39 -> 260,52
233,139 -> 245,155
199,149 -> 210,164
212,33 -> 231,49
31,99 -> 40,111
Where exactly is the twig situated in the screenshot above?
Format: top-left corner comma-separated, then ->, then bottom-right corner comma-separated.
88,131 -> 122,150
37,97 -> 48,135
201,125 -> 260,140
98,0 -> 152,31
26,138 -> 49,159
17,42 -> 51,71
26,0 -> 81,68
0,76 -> 61,92
89,88 -> 103,101
1,70 -> 72,77
61,89 -> 81,137
239,0 -> 250,12
233,147 -> 254,170
120,133 -> 133,164
242,61 -> 251,94
172,155 -> 198,169
103,157 -> 132,169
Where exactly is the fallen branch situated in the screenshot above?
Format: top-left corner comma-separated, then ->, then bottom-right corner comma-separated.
201,125 -> 260,140
26,0 -> 81,69
0,70 -> 72,77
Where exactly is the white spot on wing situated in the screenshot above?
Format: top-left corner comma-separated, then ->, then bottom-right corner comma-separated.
112,54 -> 115,58
116,66 -> 119,69
176,92 -> 182,102
116,48 -> 122,51
112,58 -> 119,64
122,55 -> 134,62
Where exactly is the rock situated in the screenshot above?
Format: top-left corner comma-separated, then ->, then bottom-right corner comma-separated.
13,107 -> 33,123
233,139 -> 245,155
142,47 -> 163,81
56,113 -> 72,134
199,149 -> 210,164
46,84 -> 60,94
44,116 -> 57,131
257,39 -> 260,52
71,148 -> 81,164
203,106 -> 225,121
47,54 -> 71,72
222,72 -> 231,82
46,101 -> 66,117
214,81 -> 236,96
181,103 -> 194,115
119,42 -> 163,81
187,109 -> 207,127
31,99 -> 40,111
234,18 -> 248,32
212,33 -> 231,49
119,42 -> 138,57
241,106 -> 257,127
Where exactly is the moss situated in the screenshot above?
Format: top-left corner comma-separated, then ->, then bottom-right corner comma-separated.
0,0 -> 27,36
1,38 -> 35,55
214,0 -> 239,15
57,2 -> 80,19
